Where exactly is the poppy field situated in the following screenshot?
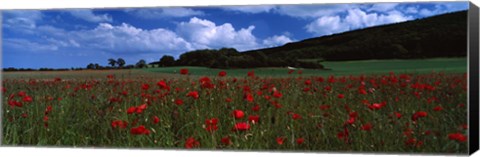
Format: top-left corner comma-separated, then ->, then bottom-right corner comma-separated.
1,69 -> 468,154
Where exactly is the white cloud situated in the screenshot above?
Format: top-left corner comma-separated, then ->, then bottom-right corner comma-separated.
2,10 -> 43,33
405,6 -> 419,14
67,9 -> 112,22
367,3 -> 399,12
223,5 -> 276,14
275,4 -> 359,18
306,8 -> 413,36
70,23 -> 194,54
305,16 -> 349,36
262,35 -> 293,47
176,17 -> 259,51
125,7 -> 204,19
4,38 -> 59,52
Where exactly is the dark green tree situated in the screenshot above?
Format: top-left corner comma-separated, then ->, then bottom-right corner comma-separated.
108,58 -> 116,67
159,55 -> 175,67
86,63 -> 95,69
117,58 -> 126,68
136,59 -> 147,68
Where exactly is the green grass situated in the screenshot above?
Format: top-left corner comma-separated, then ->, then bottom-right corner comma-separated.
144,58 -> 467,77
1,58 -> 469,153
2,71 -> 468,153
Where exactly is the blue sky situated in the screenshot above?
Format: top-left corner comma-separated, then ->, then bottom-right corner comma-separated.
2,2 -> 469,69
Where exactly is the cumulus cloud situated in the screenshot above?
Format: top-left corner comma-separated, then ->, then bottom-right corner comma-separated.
69,23 -> 194,54
306,9 -> 413,36
176,17 -> 260,51
125,7 -> 204,19
67,9 -> 112,22
262,35 -> 293,47
305,16 -> 349,36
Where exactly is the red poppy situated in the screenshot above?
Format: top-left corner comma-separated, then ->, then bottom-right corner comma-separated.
130,125 -> 150,135
337,94 -> 345,99
221,136 -> 232,145
157,80 -> 170,91
272,91 -> 283,98
358,88 -> 367,95
448,133 -> 467,142
233,122 -> 251,131
45,105 -> 53,114
141,84 -> 150,90
187,91 -> 199,99
292,113 -> 302,120
175,99 -> 184,105
405,138 -> 423,147
424,130 -> 432,135
205,124 -> 218,132
205,118 -> 218,125
185,137 -> 200,149
218,71 -> 227,77
412,111 -> 428,121
346,117 -> 355,125
127,107 -> 136,114
319,105 -> 330,110
244,92 -> 254,102
368,103 -> 383,110
337,128 -> 349,141
394,112 -> 402,119
296,138 -> 305,144
22,95 -> 33,102
43,116 -> 49,122
252,105 -> 260,112
349,111 -> 358,118
153,116 -> 160,124
360,123 -> 373,131
247,71 -> 255,77
248,115 -> 260,123
111,120 -> 128,129
225,98 -> 232,102
303,87 -> 310,92
304,80 -> 312,85
180,68 -> 189,75
433,106 -> 443,111
276,137 -> 285,145
136,104 -> 147,114
232,110 -> 245,119
18,91 -> 26,97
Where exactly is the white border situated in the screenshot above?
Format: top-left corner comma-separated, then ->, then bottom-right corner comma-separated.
0,0 -> 474,10
0,0 -> 478,157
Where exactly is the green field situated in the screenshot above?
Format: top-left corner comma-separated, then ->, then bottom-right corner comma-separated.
145,58 -> 467,77
2,57 -> 468,153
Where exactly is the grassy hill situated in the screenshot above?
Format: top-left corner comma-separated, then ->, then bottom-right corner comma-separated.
242,10 -> 467,61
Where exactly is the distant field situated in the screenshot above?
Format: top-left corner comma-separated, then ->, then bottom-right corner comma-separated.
145,58 -> 467,77
2,58 -> 466,79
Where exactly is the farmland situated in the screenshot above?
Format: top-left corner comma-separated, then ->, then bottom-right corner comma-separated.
1,58 -> 468,154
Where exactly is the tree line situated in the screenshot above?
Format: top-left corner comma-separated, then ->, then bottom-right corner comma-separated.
3,58 -> 149,72
151,48 -> 324,69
